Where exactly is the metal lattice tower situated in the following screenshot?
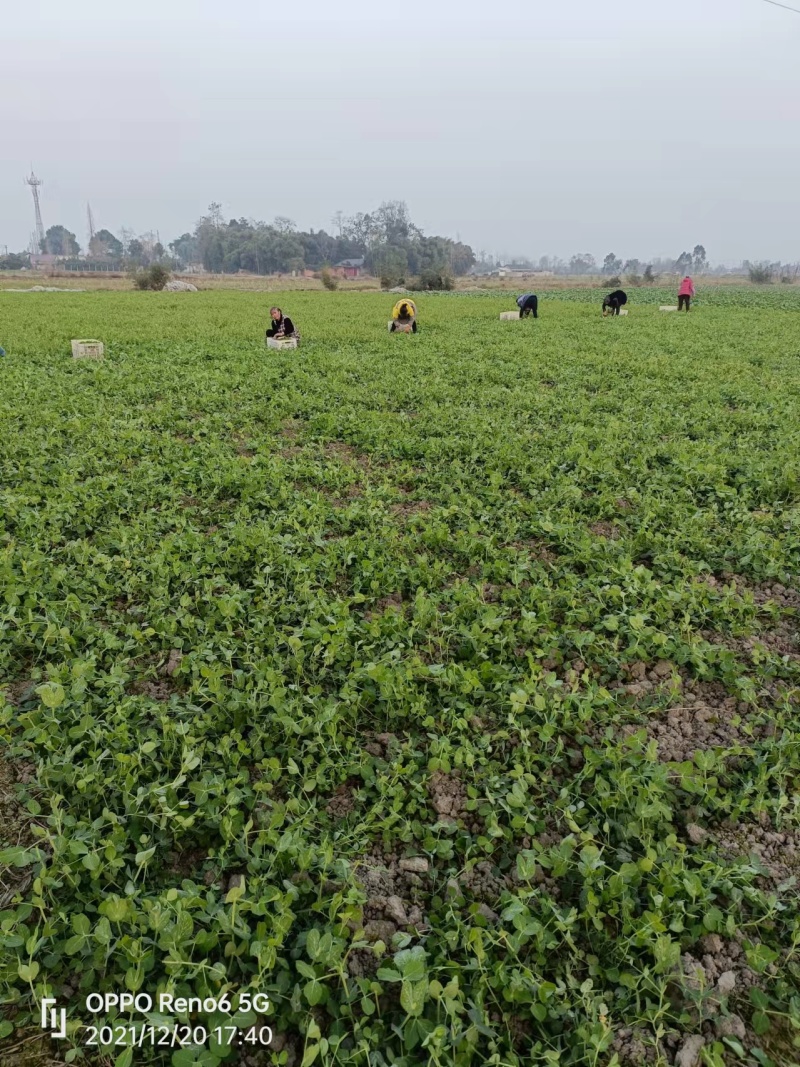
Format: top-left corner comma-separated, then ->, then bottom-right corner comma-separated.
25,171 -> 45,251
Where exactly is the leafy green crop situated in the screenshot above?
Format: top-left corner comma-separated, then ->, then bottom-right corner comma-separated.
1,290 -> 799,1066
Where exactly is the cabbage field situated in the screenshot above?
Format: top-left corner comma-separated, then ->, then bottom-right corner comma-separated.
1,288 -> 799,1067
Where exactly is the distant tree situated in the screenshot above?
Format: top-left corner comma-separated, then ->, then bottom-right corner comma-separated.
133,264 -> 170,291
623,258 -> 641,275
342,212 -> 377,248
173,199 -> 474,279
569,253 -> 597,275
603,252 -> 623,275
169,233 -> 199,266
89,229 -> 123,258
643,264 -> 656,284
416,268 -> 455,290
0,252 -> 28,270
692,244 -> 707,273
206,202 -> 224,228
42,225 -> 79,256
747,261 -> 774,284
543,256 -> 567,274
273,216 -> 297,234
676,251 -> 693,274
373,245 -> 408,288
126,239 -> 145,266
203,235 -> 225,273
373,200 -> 419,244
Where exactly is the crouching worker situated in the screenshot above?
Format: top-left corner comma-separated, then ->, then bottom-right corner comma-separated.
390,299 -> 418,333
602,289 -> 628,316
266,307 -> 300,341
678,276 -> 695,312
516,293 -> 538,319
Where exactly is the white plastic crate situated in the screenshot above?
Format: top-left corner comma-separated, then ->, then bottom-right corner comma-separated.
266,337 -> 298,350
71,339 -> 104,359
659,306 -> 678,312
499,311 -> 520,320
619,309 -> 629,316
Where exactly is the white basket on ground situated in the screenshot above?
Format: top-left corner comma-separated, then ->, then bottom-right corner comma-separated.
499,311 -> 520,320
659,306 -> 678,312
266,336 -> 298,350
71,339 -> 104,359
388,321 -> 413,333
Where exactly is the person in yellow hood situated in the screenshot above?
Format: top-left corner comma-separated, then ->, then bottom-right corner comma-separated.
390,299 -> 418,333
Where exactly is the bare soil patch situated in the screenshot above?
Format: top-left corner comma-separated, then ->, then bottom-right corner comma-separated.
326,779 -> 358,819
589,521 -> 621,540
428,771 -> 467,824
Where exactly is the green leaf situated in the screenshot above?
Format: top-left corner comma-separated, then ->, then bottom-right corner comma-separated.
103,898 -> 129,922
301,1044 -> 320,1067
0,1021 -> 14,1039
746,944 -> 779,973
72,913 -> 91,935
18,962 -> 39,982
37,682 -> 65,708
703,907 -> 724,931
395,945 -> 427,982
304,979 -> 325,1006
752,1010 -> 771,1036
400,978 -> 428,1017
306,928 -> 321,960
0,846 -> 40,867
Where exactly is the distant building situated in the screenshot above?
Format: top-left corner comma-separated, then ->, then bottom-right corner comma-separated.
29,253 -> 58,270
335,257 -> 365,279
490,266 -> 535,278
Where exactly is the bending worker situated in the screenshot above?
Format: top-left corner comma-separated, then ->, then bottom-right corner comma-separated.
678,276 -> 695,312
266,306 -> 300,340
516,292 -> 538,319
390,299 -> 418,333
602,289 -> 628,317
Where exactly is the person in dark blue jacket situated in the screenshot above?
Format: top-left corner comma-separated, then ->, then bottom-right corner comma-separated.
516,293 -> 538,318
602,290 -> 628,316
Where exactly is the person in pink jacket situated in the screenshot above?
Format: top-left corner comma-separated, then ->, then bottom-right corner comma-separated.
678,276 -> 695,312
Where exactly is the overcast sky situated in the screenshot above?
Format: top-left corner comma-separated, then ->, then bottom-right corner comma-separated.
2,0 -> 798,264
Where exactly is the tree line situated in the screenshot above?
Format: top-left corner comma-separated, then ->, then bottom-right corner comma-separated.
474,245 -> 710,278
2,217 -> 799,284
0,201 -> 476,285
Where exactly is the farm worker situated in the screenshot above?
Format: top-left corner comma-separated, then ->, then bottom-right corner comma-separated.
390,299 -> 417,333
266,307 -> 300,340
678,276 -> 695,312
516,293 -> 539,319
602,289 -> 628,317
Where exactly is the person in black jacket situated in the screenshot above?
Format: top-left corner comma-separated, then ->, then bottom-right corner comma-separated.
602,290 -> 628,317
516,293 -> 539,319
266,307 -> 299,339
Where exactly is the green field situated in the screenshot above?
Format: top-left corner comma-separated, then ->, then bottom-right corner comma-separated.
1,289 -> 800,1067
